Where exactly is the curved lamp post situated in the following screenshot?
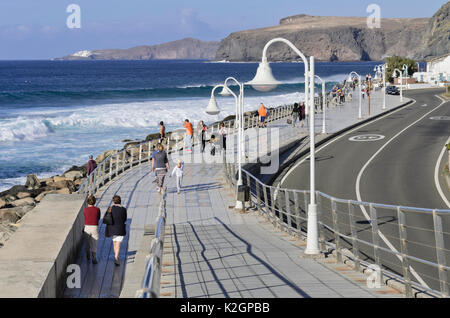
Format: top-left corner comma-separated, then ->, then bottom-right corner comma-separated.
393,68 -> 403,102
247,37 -> 319,255
374,64 -> 387,110
207,80 -> 245,210
348,71 -> 362,119
314,75 -> 326,134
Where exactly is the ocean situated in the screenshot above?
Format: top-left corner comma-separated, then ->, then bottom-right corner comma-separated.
0,59 -> 380,191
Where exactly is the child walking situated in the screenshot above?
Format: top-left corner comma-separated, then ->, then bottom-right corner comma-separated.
171,159 -> 184,194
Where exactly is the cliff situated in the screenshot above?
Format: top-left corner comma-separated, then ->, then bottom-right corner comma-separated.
419,2 -> 450,59
215,15 -> 430,62
57,38 -> 220,60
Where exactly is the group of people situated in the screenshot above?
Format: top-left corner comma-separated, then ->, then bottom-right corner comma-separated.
83,194 -> 127,266
290,102 -> 306,128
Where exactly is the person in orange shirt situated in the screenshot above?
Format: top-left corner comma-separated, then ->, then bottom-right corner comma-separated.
258,103 -> 267,128
183,119 -> 193,152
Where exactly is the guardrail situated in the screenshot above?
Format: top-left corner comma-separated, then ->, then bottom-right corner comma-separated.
223,164 -> 450,298
136,191 -> 167,298
78,102 -> 299,195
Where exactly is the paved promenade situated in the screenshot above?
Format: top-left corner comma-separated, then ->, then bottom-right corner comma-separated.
63,89 -> 406,298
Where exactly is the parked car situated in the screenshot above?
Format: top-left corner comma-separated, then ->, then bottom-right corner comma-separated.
386,86 -> 400,95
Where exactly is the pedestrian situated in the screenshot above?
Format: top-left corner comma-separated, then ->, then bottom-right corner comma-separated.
362,87 -> 366,99
105,195 -> 127,266
197,120 -> 207,153
258,103 -> 267,128
219,122 -> 227,151
291,103 -> 300,127
152,143 -> 170,194
209,134 -> 217,156
299,102 -> 306,128
159,121 -> 166,144
83,195 -> 100,264
86,155 -> 97,176
171,159 -> 184,194
183,119 -> 193,152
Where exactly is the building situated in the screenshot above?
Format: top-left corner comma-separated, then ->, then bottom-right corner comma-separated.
413,53 -> 450,85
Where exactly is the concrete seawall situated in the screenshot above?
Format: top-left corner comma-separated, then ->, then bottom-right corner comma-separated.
0,194 -> 86,297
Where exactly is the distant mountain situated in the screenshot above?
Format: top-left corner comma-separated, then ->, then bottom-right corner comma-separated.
56,38 -> 220,60
419,1 -> 450,59
215,15 -> 429,62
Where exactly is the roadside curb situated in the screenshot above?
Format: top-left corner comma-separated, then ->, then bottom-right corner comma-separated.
269,99 -> 414,186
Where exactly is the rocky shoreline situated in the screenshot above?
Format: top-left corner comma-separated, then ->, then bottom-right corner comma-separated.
0,112 -> 248,247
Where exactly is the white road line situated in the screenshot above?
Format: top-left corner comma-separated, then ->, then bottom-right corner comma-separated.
434,136 -> 450,208
280,98 -> 414,186
356,96 -> 448,288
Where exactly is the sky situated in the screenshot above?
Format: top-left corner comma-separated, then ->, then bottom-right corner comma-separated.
0,0 -> 447,59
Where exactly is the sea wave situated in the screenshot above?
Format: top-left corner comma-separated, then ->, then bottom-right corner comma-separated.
0,92 -> 306,143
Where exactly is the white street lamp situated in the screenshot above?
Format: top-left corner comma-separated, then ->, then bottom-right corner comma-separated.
207,78 -> 246,210
348,71 -> 362,119
247,37 -> 319,255
393,68 -> 403,102
374,64 -> 387,110
314,75 -> 327,134
402,64 -> 409,89
248,37 -> 310,116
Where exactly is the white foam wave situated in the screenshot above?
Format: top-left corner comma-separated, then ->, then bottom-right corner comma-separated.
0,92 -> 305,143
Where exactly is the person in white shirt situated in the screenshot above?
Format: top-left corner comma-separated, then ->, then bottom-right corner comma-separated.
171,159 -> 184,194
219,122 -> 227,152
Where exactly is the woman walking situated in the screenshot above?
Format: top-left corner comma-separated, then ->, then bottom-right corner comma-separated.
105,195 -> 127,266
299,102 -> 306,128
159,121 -> 166,144
291,103 -> 300,127
219,122 -> 227,152
83,195 -> 100,264
197,120 -> 207,153
152,143 -> 170,194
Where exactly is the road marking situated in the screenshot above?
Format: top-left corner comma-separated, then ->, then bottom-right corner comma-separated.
280,99 -> 414,186
421,104 -> 427,107
434,136 -> 450,208
349,134 -> 385,142
356,97 -> 448,288
430,116 -> 450,121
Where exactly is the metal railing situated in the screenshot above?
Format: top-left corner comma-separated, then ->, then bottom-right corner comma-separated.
78,103 -> 298,195
223,164 -> 450,298
136,191 -> 167,298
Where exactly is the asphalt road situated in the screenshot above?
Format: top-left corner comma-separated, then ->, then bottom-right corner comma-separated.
278,88 -> 450,294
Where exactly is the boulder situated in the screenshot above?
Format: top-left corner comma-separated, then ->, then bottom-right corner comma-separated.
63,170 -> 84,181
74,178 -> 86,187
0,198 -> 6,209
96,149 -> 119,163
10,197 -> 35,207
0,206 -> 34,223
53,176 -> 70,183
16,192 -> 31,199
25,174 -> 40,190
46,180 -> 77,193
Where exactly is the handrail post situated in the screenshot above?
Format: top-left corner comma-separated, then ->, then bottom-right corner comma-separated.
293,191 -> 301,237
139,144 -> 142,164
369,204 -> 382,280
348,201 -> 360,272
331,199 -> 342,262
316,192 -> 325,251
433,210 -> 449,297
397,207 -> 413,297
285,190 -> 293,236
256,181 -> 262,215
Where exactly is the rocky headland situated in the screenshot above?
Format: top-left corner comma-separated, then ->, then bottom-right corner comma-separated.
57,37 -> 220,61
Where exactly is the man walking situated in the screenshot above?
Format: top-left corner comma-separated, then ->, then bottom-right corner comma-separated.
86,155 -> 97,176
183,119 -> 193,152
258,103 -> 267,128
